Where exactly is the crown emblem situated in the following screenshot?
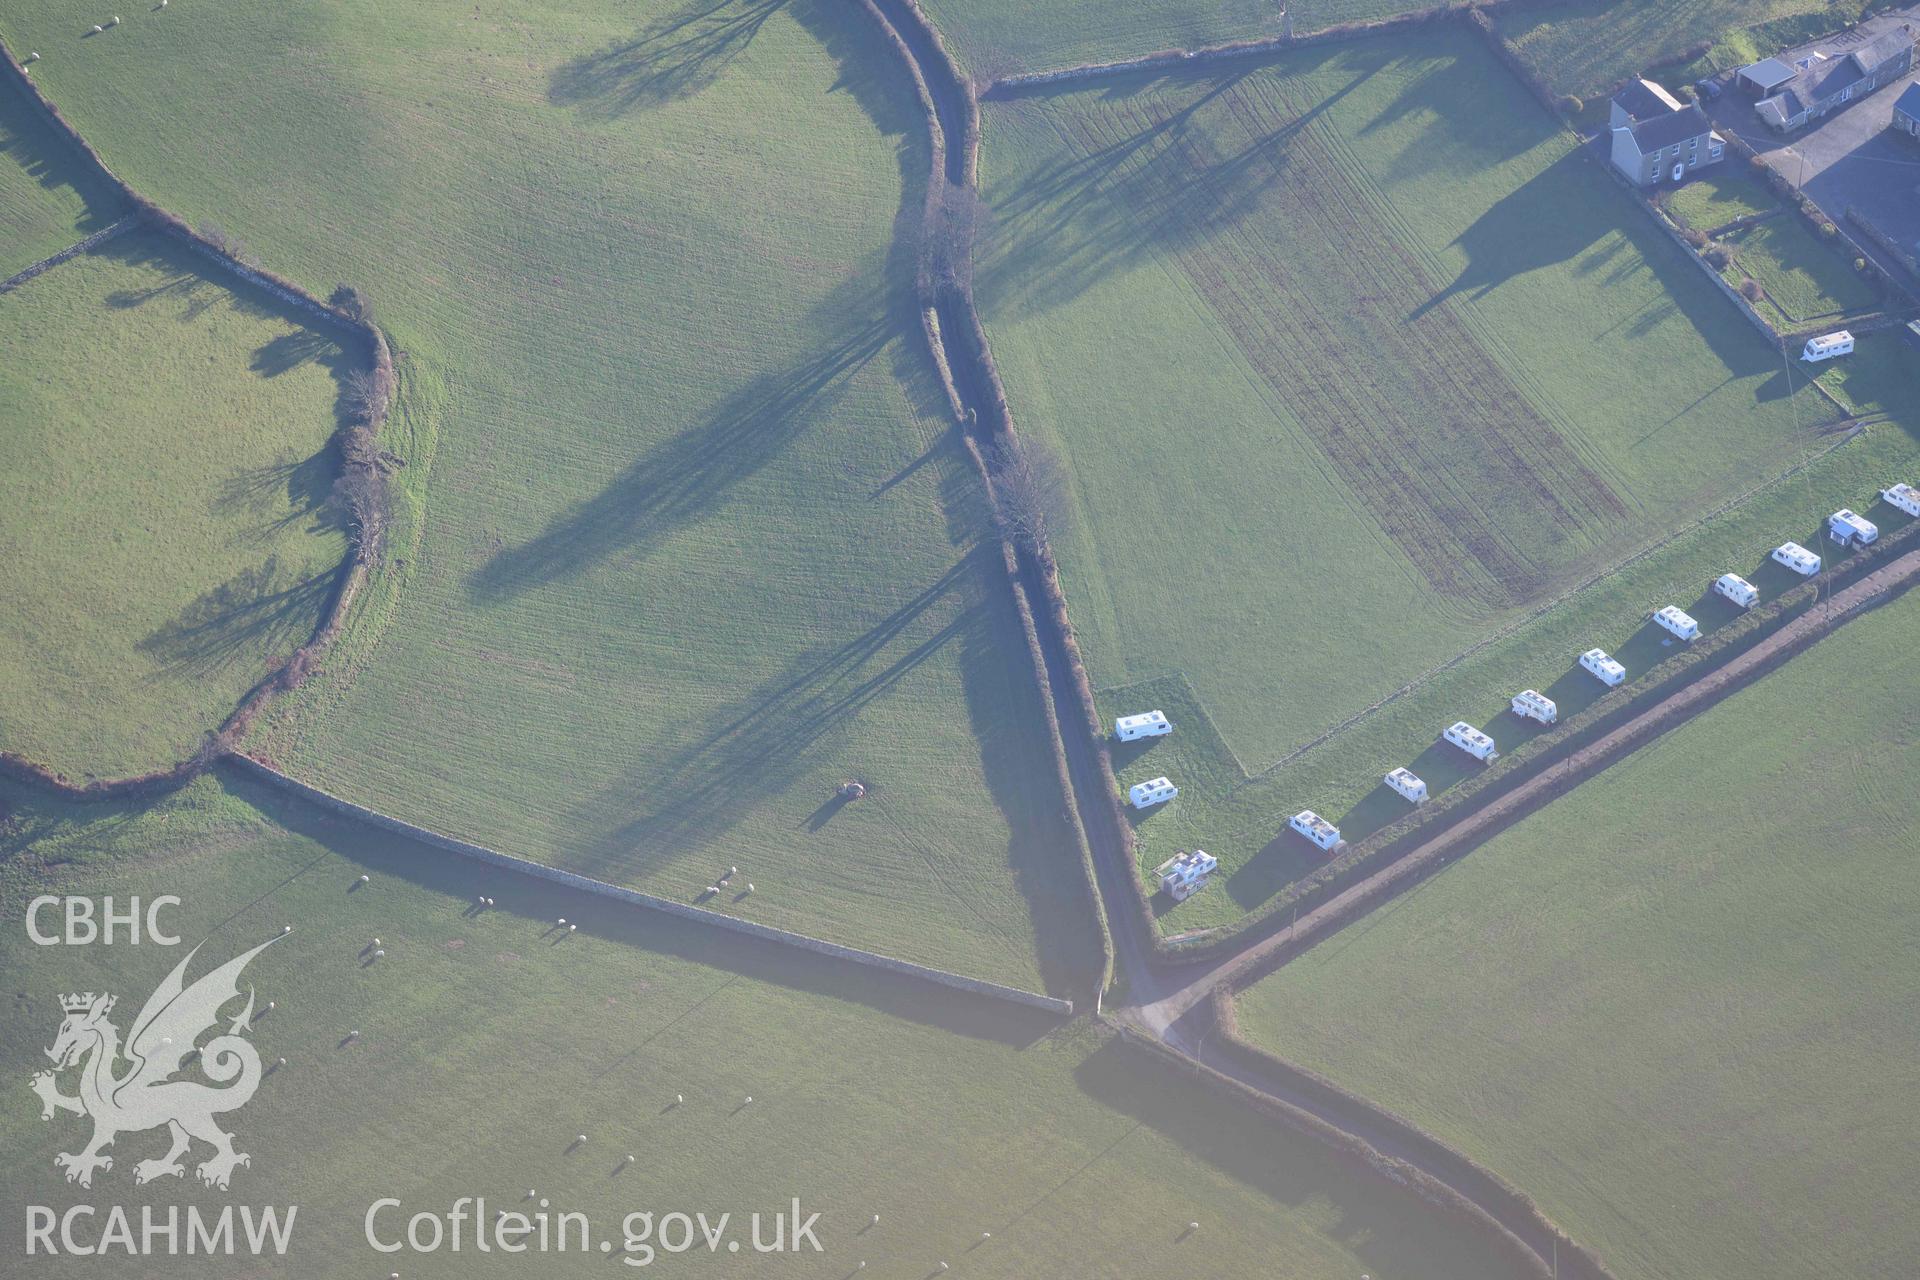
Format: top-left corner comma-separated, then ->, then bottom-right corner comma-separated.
60,992 -> 106,1013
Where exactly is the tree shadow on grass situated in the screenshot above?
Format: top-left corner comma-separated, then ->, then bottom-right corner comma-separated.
547,0 -> 787,119
570,555 -> 980,877
137,557 -> 343,680
212,449 -> 343,542
981,52 -> 1390,319
250,328 -> 338,378
468,313 -> 892,601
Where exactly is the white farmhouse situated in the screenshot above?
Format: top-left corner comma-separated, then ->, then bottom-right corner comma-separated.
1652,605 -> 1700,641
1115,710 -> 1172,741
1384,767 -> 1428,805
1443,721 -> 1498,762
1714,572 -> 1759,609
1802,331 -> 1854,362
1128,776 -> 1178,809
1152,849 -> 1218,902
1828,509 -> 1879,547
1880,482 -> 1920,518
1288,809 -> 1343,852
1580,647 -> 1627,687
1511,689 -> 1557,724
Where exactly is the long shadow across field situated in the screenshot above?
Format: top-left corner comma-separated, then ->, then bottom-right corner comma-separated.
548,0 -> 788,118
568,553 -> 981,875
468,313 -> 893,600
982,52 -> 1394,317
137,558 -> 345,680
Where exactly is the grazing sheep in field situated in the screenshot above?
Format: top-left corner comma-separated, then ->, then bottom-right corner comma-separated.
92,25 -> 104,33
373,949 -> 385,958
27,52 -> 40,61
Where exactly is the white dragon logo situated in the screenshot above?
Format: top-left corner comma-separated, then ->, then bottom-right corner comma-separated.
30,935 -> 281,1190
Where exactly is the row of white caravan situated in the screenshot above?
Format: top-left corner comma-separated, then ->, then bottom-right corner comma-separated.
1132,477 -> 1917,890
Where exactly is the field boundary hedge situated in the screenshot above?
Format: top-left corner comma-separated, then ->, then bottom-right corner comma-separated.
1108,1022 -> 1557,1279
0,213 -> 135,292
1198,989 -> 1614,1280
227,755 -> 1073,1016
0,32 -> 395,801
859,0 -> 1117,1006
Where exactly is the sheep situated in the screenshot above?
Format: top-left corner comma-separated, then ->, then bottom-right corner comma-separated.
266,1001 -> 276,1011
281,924 -> 293,935
744,883 -> 755,895
373,949 -> 385,959
871,1214 -> 880,1226
359,874 -> 371,884
372,937 -> 382,947
557,917 -> 567,927
743,1096 -> 753,1105
110,15 -> 121,23
274,1057 -> 287,1068
526,1189 -> 536,1200
27,52 -> 40,61
982,1232 -> 992,1241
675,1094 -> 684,1105
1187,1221 -> 1199,1232
623,1154 -> 635,1165
91,25 -> 104,33
568,924 -> 577,933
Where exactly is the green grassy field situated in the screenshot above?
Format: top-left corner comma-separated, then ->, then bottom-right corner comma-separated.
0,0 -> 1098,994
1720,215 -> 1880,323
1666,167 -> 1776,230
916,0 -> 1439,79
976,29 -> 1904,928
0,74 -> 124,277
0,772 -> 1537,1280
1235,583 -> 1920,1280
0,230 -> 346,780
1495,0 -> 1878,99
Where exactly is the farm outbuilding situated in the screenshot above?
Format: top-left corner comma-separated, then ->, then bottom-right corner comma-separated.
1511,689 -> 1557,724
1802,331 -> 1854,362
1772,541 -> 1822,575
1115,710 -> 1172,741
1652,605 -> 1700,641
1384,767 -> 1428,805
1129,776 -> 1178,809
1152,849 -> 1217,902
1715,572 -> 1759,609
1828,509 -> 1879,547
1737,58 -> 1796,97
1580,647 -> 1627,687
1443,721 -> 1498,762
1881,482 -> 1920,518
1289,809 -> 1343,852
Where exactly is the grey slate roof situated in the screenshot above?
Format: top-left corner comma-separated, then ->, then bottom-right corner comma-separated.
1625,102 -> 1714,152
1614,78 -> 1677,122
1896,81 -> 1920,121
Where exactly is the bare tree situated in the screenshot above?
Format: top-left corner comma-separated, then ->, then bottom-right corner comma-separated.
197,221 -> 256,267
340,367 -> 390,426
989,437 -> 1071,553
329,283 -> 374,324
923,181 -> 988,301
330,465 -> 390,560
